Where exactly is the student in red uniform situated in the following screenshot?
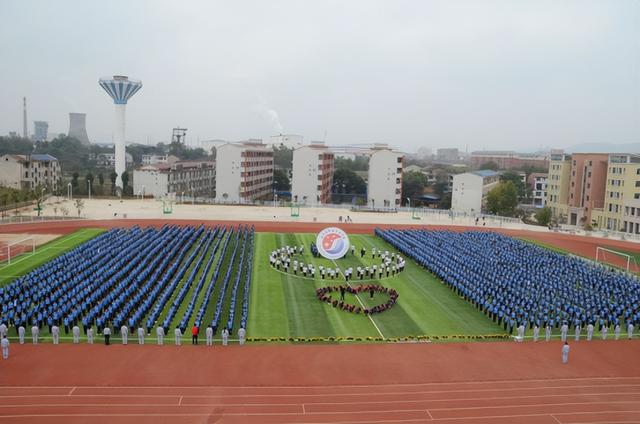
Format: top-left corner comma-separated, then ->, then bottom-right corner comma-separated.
191,324 -> 199,345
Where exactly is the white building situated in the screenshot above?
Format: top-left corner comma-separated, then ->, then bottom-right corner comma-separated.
528,173 -> 548,207
133,161 -> 215,199
0,154 -> 61,192
451,170 -> 500,213
215,140 -> 273,203
94,152 -> 133,168
141,154 -> 179,166
367,146 -> 403,208
269,134 -> 304,149
292,142 -> 334,205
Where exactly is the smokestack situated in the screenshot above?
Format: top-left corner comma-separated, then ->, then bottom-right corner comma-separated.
23,97 -> 27,139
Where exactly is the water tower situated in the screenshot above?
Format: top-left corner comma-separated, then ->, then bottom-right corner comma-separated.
99,75 -> 142,190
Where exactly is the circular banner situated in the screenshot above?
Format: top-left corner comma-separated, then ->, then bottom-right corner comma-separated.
316,227 -> 350,260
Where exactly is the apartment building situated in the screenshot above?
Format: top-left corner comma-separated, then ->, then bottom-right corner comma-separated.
0,154 -> 61,192
471,151 -> 549,170
132,161 -> 215,199
367,145 -> 403,208
451,170 -> 500,213
528,173 -> 548,207
215,140 -> 273,203
291,142 -> 334,205
546,153 -> 572,219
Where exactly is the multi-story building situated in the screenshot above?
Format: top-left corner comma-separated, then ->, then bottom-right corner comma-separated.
215,140 -> 273,203
594,154 -> 640,231
436,148 -> 459,162
269,134 -> 304,149
133,161 -> 215,199
565,154 -> 608,227
93,152 -> 133,168
367,145 -> 403,208
0,154 -> 61,192
621,199 -> 640,234
32,121 -> 48,142
141,154 -> 179,166
528,173 -> 548,207
451,170 -> 500,213
546,153 -> 572,220
291,142 -> 334,205
471,151 -> 548,170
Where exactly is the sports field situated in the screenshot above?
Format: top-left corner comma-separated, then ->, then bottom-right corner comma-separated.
0,228 -> 105,285
248,232 -> 503,341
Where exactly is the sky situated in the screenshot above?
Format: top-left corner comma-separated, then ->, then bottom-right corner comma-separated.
0,0 -> 638,153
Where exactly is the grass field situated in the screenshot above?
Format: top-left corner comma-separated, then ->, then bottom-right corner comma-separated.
248,232 -> 503,340
0,228 -> 105,286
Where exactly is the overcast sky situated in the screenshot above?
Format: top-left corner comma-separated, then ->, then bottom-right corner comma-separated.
1,0 -> 638,152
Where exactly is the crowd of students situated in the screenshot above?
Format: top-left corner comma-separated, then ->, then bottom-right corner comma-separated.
315,284 -> 399,314
377,228 -> 640,336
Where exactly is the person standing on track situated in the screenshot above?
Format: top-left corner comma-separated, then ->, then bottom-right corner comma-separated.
51,324 -> 60,345
138,327 -> 145,344
0,322 -> 7,338
587,323 -> 594,341
18,325 -> 25,344
614,323 -> 621,340
516,324 -> 525,341
560,322 -> 568,342
31,324 -> 39,344
121,325 -> 128,345
156,326 -> 165,345
87,327 -> 94,344
238,327 -> 246,345
191,324 -> 198,345
1,335 -> 9,360
562,342 -> 570,364
174,327 -> 182,346
545,324 -> 551,342
628,322 -> 635,339
206,326 -> 213,346
222,327 -> 229,346
533,324 -> 540,342
72,325 -> 80,343
574,324 -> 581,341
103,326 -> 111,345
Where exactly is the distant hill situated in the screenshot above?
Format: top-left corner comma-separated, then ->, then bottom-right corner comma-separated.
564,142 -> 640,154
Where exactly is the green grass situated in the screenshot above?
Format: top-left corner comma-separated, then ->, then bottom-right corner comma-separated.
0,228 -> 105,286
248,233 -> 503,341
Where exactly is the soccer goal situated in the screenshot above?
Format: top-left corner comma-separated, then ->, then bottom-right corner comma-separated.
1,236 -> 36,265
595,246 -> 639,273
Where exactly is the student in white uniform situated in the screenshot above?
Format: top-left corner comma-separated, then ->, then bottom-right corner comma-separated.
137,327 -> 145,344
103,326 -> 111,345
602,325 -> 608,340
206,326 -> 213,346
586,323 -> 594,341
0,322 -> 7,338
222,328 -> 229,346
1,335 -> 9,360
545,324 -> 552,342
72,325 -> 80,343
628,322 -> 635,339
516,324 -> 525,342
560,322 -> 568,342
31,325 -> 39,344
87,327 -> 94,344
561,342 -> 570,364
51,325 -> 60,345
121,325 -> 128,345
574,324 -> 581,341
174,327 -> 182,345
614,324 -> 621,340
18,325 -> 25,344
156,326 -> 165,345
238,327 -> 246,345
532,325 -> 540,342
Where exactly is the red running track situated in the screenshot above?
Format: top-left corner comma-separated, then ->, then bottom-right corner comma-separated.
2,341 -> 640,423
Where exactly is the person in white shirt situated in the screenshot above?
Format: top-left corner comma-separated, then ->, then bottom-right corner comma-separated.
18,325 -> 25,344
31,325 -> 39,344
174,327 -> 182,345
516,324 -> 525,342
614,324 -> 621,340
206,326 -> 213,346
137,327 -> 145,344
628,322 -> 635,340
0,322 -> 7,338
602,325 -> 608,340
72,325 -> 80,343
238,327 -> 246,345
545,324 -> 551,342
562,342 -> 570,364
87,327 -> 94,344
560,322 -> 568,342
222,328 -> 229,346
586,323 -> 594,341
51,325 -> 60,344
532,325 -> 540,342
156,326 -> 165,345
574,324 -> 581,342
121,325 -> 128,345
1,335 -> 9,359
103,326 -> 111,345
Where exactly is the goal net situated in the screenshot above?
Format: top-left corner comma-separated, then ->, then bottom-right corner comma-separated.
0,236 -> 36,265
595,246 -> 639,273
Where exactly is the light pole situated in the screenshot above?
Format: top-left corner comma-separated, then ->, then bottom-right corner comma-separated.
142,185 -> 145,200
67,183 -> 72,200
191,188 -> 194,205
87,179 -> 91,200
181,192 -> 184,204
407,197 -> 411,209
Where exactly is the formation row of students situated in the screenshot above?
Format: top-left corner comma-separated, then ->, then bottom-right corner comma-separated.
512,320 -> 637,341
378,229 -> 640,334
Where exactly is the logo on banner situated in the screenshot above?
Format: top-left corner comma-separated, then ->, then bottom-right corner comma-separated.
316,227 -> 350,260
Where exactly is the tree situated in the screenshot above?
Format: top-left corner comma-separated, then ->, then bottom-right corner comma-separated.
332,169 -> 366,195
71,172 -> 79,191
86,172 -> 94,196
535,206 -> 552,226
485,181 -> 518,216
0,135 -> 33,155
480,161 -> 499,171
121,171 -> 130,196
74,199 -> 84,217
273,169 -> 290,191
402,171 -> 428,205
273,145 -> 293,169
500,171 -> 526,200
98,173 -> 105,195
334,156 -> 369,171
109,171 -> 117,195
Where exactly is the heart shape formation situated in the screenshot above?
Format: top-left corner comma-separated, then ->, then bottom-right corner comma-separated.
316,284 -> 398,315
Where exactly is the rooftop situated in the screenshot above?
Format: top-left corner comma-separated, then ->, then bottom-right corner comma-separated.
471,170 -> 500,178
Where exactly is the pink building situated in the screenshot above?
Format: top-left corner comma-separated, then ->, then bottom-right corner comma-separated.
567,153 -> 608,226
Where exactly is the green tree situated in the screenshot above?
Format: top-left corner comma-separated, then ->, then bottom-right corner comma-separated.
485,181 -> 518,216
98,173 -> 105,195
480,161 -> 500,171
535,206 -> 552,226
34,135 -> 89,171
86,172 -> 94,196
109,171 -> 117,195
0,135 -> 33,155
273,145 -> 293,169
273,169 -> 290,191
74,199 -> 84,217
332,169 -> 366,195
402,171 -> 428,205
500,171 -> 526,200
334,156 -> 369,171
71,172 -> 79,191
121,171 -> 130,196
